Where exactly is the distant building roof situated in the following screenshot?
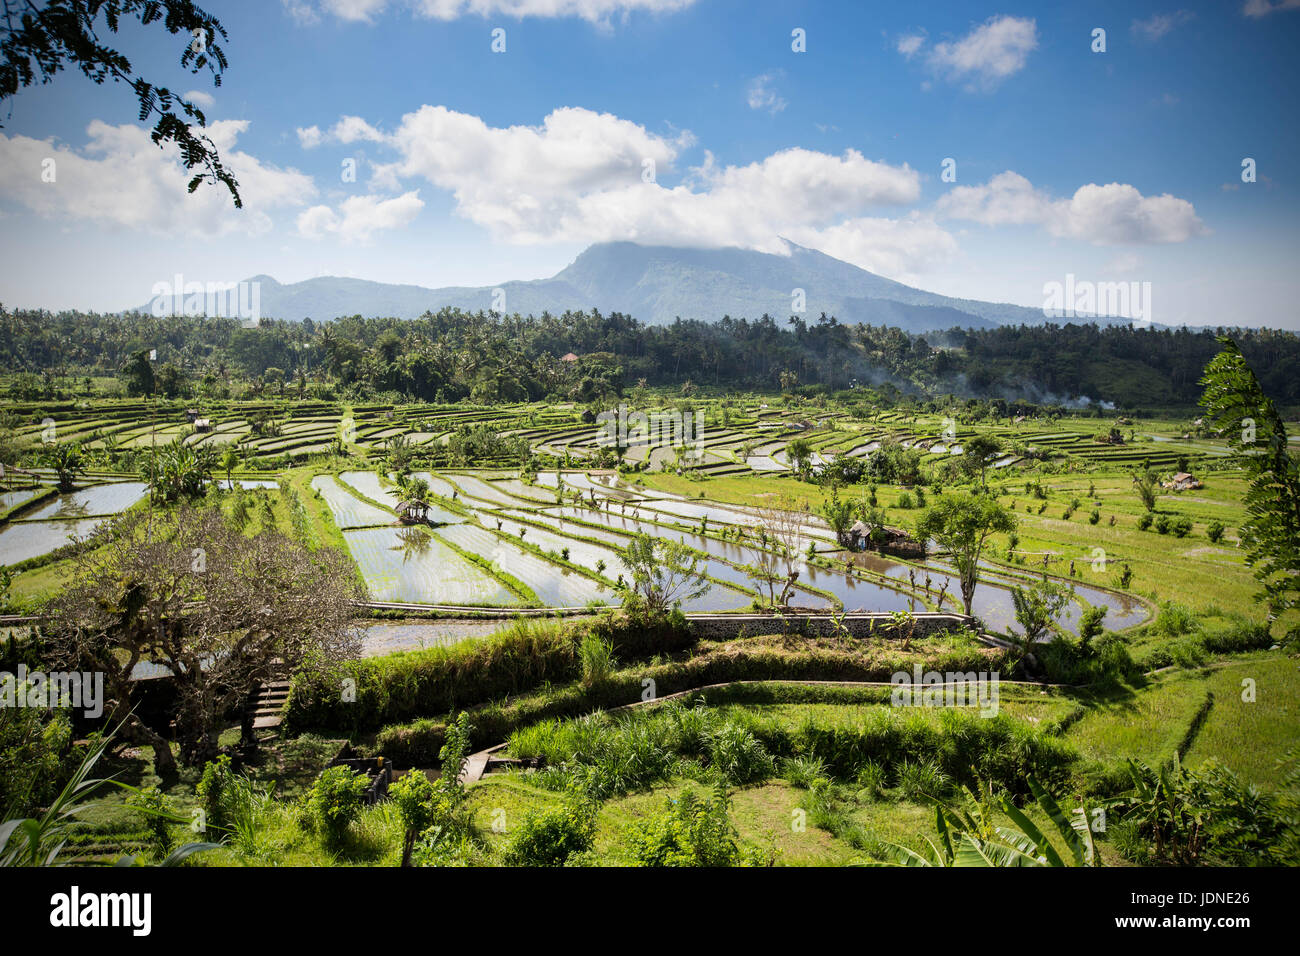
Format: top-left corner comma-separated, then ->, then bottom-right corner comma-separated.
561,352 -> 579,362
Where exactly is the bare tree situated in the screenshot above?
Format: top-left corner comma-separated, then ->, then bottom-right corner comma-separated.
44,506 -> 363,773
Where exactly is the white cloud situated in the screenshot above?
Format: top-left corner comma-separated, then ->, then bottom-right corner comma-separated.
896,33 -> 925,58
296,117 -> 386,150
0,120 -> 316,237
912,15 -> 1038,91
297,190 -> 424,241
284,0 -> 697,24
363,105 -> 921,256
785,216 -> 960,282
331,115 -> 388,144
282,0 -> 320,24
936,170 -> 1208,244
1131,10 -> 1194,41
183,89 -> 215,108
322,0 -> 389,20
1243,0 -> 1300,17
746,72 -> 786,114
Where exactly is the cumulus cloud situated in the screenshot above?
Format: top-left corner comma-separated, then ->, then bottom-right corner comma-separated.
936,170 -> 1208,244
1131,10 -> 1194,41
183,89 -> 215,108
0,120 -> 315,237
297,190 -> 424,241
904,15 -> 1037,91
297,117 -> 386,149
746,72 -> 787,114
360,105 -> 922,260
785,217 -> 960,282
1242,0 -> 1300,17
331,115 -> 388,144
284,0 -> 697,24
297,125 -> 324,149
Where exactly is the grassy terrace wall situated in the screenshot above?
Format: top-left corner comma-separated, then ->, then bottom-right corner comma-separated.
284,614 -> 696,733
284,614 -> 1005,762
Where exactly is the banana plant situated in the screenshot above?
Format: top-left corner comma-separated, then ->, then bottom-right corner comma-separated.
862,777 -> 1101,867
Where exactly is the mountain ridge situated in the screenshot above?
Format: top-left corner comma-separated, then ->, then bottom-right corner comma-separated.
138,241 -> 1051,332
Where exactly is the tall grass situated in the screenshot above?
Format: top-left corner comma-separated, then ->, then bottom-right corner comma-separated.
579,633 -> 617,687
506,697 -> 1076,801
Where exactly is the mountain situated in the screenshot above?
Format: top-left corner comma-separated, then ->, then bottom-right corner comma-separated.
138,241 -> 1048,332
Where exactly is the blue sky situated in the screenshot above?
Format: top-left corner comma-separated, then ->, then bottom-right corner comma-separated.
1,0 -> 1298,327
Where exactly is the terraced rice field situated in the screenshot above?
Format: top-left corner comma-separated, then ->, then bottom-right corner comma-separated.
310,475 -> 395,529
434,523 -> 617,607
339,471 -> 402,509
0,488 -> 40,510
0,517 -> 105,565
343,526 -> 520,606
19,482 -> 148,520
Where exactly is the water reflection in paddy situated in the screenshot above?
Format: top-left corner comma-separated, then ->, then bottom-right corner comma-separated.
23,482 -> 148,520
0,518 -> 105,565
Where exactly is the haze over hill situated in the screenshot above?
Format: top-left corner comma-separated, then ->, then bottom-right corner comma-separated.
139,242 -> 1051,332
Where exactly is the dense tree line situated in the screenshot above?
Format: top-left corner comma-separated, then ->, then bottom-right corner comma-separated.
1,304 -> 1296,409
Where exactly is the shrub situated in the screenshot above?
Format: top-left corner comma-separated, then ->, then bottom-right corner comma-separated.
1172,516 -> 1193,538
1137,513 -> 1153,531
390,769 -> 437,866
0,705 -> 74,817
196,754 -> 235,838
1088,509 -> 1100,525
1154,514 -> 1171,534
1207,521 -> 1225,543
898,492 -> 915,509
502,795 -> 598,866
128,787 -> 176,859
307,765 -> 369,845
627,786 -> 762,867
1077,606 -> 1107,649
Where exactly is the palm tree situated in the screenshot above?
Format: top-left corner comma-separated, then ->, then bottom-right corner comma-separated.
142,439 -> 215,503
221,447 -> 239,490
43,441 -> 84,493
